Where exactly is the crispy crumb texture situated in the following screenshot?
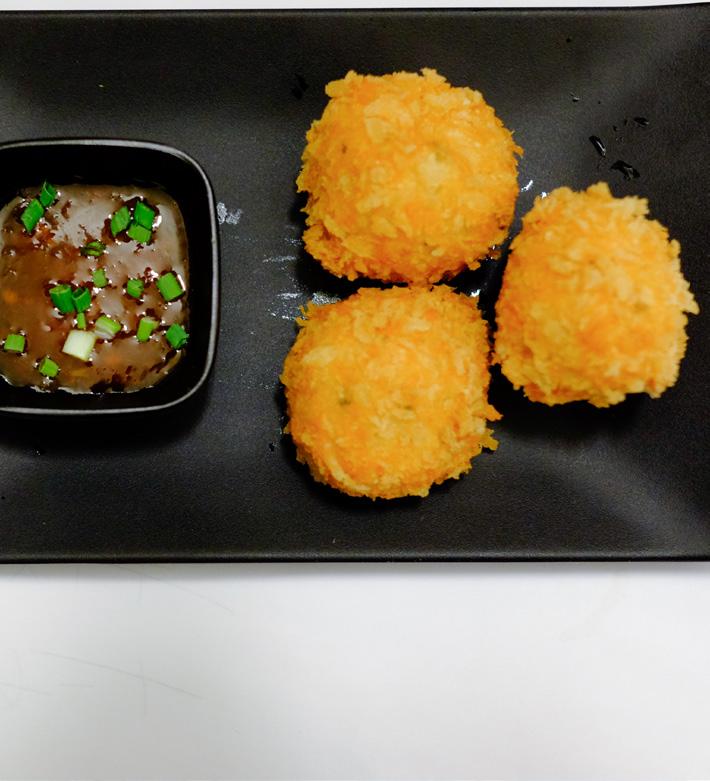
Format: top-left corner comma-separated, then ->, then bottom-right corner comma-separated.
494,182 -> 699,407
297,69 -> 521,285
281,286 -> 500,499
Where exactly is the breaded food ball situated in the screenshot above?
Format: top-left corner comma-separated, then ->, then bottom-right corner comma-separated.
297,69 -> 521,285
495,182 -> 699,407
281,286 -> 500,499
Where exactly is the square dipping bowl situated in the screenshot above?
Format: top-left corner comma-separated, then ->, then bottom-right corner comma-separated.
0,139 -> 219,415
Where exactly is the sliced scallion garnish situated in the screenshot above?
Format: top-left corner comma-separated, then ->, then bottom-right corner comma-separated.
72,287 -> 91,313
126,222 -> 151,244
3,333 -> 25,353
136,316 -> 159,343
110,205 -> 131,236
156,271 -> 184,302
38,356 -> 59,378
62,330 -> 96,361
94,315 -> 121,339
76,312 -> 87,330
92,268 -> 108,288
20,199 -> 44,233
38,181 -> 58,209
81,240 -> 106,257
133,201 -> 155,230
49,284 -> 75,314
125,278 -> 144,299
165,323 -> 188,349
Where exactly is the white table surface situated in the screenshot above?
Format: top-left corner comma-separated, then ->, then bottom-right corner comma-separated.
2,563 -> 710,779
1,1 -> 707,779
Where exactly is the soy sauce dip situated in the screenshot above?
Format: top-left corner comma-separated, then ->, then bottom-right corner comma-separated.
0,183 -> 189,393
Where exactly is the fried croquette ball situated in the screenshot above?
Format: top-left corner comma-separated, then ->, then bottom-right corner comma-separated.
296,69 -> 522,285
494,182 -> 699,407
280,286 -> 500,499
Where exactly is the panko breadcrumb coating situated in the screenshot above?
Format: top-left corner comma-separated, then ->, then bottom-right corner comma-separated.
297,69 -> 521,285
281,286 -> 500,499
494,182 -> 699,407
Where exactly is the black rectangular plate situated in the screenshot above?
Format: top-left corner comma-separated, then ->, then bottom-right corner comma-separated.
0,7 -> 707,561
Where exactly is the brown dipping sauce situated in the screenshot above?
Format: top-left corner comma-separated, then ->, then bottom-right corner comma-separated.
0,184 -> 189,393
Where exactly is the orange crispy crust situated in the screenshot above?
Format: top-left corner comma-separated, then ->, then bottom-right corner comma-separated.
297,69 -> 522,285
280,286 -> 500,499
494,182 -> 699,407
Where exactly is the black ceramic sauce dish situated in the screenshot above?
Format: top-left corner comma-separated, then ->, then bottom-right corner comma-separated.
0,139 -> 219,415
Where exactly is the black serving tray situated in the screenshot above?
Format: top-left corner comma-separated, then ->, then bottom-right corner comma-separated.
0,7 -> 707,561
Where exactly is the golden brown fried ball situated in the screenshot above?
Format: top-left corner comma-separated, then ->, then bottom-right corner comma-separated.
297,69 -> 521,285
281,286 -> 500,499
494,182 -> 699,407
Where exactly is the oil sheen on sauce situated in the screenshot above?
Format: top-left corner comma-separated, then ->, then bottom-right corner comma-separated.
0,184 -> 189,393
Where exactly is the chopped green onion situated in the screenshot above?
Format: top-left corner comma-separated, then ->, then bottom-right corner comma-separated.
38,356 -> 59,378
92,268 -> 108,288
165,323 -> 188,349
20,199 -> 44,233
125,278 -> 144,299
156,271 -> 184,302
62,329 -> 96,361
136,316 -> 159,343
49,284 -> 75,314
39,181 -> 58,209
110,205 -> 131,236
94,314 -> 121,339
72,286 -> 91,313
3,333 -> 25,353
133,201 -> 156,230
76,312 -> 87,330
126,222 -> 152,244
81,240 -> 106,257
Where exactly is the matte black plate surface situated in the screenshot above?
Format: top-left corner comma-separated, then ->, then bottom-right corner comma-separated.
0,7 -> 707,561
